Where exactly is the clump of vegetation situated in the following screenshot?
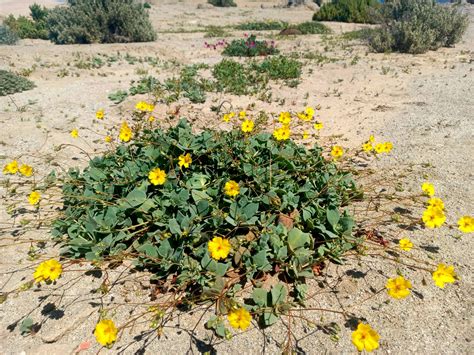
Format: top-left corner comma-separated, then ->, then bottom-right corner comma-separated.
0,25 -> 19,45
368,0 -> 469,54
256,55 -> 302,80
208,0 -> 237,7
235,20 -> 288,31
293,21 -> 332,35
47,0 -> 156,44
223,35 -> 279,57
213,59 -> 269,95
3,3 -> 49,40
0,70 -> 36,96
341,28 -> 376,41
313,0 -> 382,24
204,26 -> 230,38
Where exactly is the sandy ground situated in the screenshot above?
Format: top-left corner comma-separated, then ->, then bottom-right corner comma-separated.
0,1 -> 473,354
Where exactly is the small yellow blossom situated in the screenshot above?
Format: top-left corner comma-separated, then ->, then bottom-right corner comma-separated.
278,111 -> 291,125
351,323 -> 380,352
239,111 -> 246,119
297,112 -> 311,122
386,275 -> 412,299
374,143 -> 385,154
399,238 -> 413,251
208,236 -> 231,260
33,259 -> 62,283
119,122 -> 132,142
369,135 -> 375,143
19,164 -> 33,177
422,207 -> 446,229
148,168 -> 167,186
302,131 -> 310,140
222,113 -> 231,122
241,120 -> 254,133
383,142 -> 393,153
313,121 -> 323,130
421,182 -> 435,197
228,307 -> 252,330
305,106 -> 315,118
224,180 -> 240,197
178,153 -> 192,168
96,109 -> 104,120
432,263 -> 456,288
94,319 -> 118,347
457,216 -> 474,233
28,191 -> 41,206
148,116 -> 156,123
3,160 -> 19,175
273,126 -> 291,141
135,101 -> 154,112
362,142 -> 373,152
427,197 -> 444,210
70,129 -> 79,138
104,135 -> 112,143
331,146 -> 344,160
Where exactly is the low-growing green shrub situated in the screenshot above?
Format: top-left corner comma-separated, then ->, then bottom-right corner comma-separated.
235,21 -> 288,31
52,118 -> 359,325
0,25 -> 19,45
0,70 -> 36,96
223,35 -> 279,57
213,59 -> 269,95
341,28 -> 376,41
255,55 -> 302,80
47,0 -> 157,44
204,26 -> 230,38
3,3 -> 49,40
293,21 -> 332,35
164,65 -> 214,103
368,0 -> 468,54
208,0 -> 237,7
313,0 -> 382,24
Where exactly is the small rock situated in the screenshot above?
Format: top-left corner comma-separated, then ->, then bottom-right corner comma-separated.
304,1 -> 320,11
279,28 -> 303,36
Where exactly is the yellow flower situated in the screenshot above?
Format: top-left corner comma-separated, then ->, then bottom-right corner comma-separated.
119,122 -> 132,142
374,143 -> 385,154
362,142 -> 373,152
19,164 -> 33,177
222,113 -> 231,122
427,197 -> 444,210
94,319 -> 118,347
148,116 -> 156,123
313,121 -> 323,130
302,131 -> 310,140
457,216 -> 474,233
104,135 -> 112,143
278,111 -> 291,125
135,101 -> 154,112
3,160 -> 19,175
28,191 -> 41,206
33,259 -> 62,283
331,145 -> 344,160
305,106 -> 315,118
239,111 -> 246,119
422,207 -> 446,229
383,142 -> 393,153
70,129 -> 79,138
421,182 -> 435,197
432,263 -> 456,288
241,120 -> 254,133
399,238 -> 413,251
178,153 -> 192,168
208,236 -> 231,260
96,109 -> 104,120
148,168 -> 167,186
228,307 -> 252,330
369,135 -> 375,143
273,126 -> 291,141
297,112 -> 311,122
224,180 -> 240,197
351,323 -> 380,352
386,275 -> 412,299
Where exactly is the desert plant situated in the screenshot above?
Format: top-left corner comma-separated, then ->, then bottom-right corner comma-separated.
208,0 -> 237,7
204,26 -> 230,38
313,0 -> 382,24
0,70 -> 36,96
223,35 -> 279,57
213,59 -> 269,95
3,3 -> 49,40
0,25 -> 19,45
293,21 -> 332,34
255,55 -> 302,80
47,0 -> 157,44
235,21 -> 288,31
369,0 -> 469,54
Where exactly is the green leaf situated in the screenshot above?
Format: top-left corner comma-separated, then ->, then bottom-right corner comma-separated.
191,189 -> 211,202
327,208 -> 340,227
287,228 -> 310,251
271,283 -> 287,305
252,288 -> 268,307
20,317 -> 34,335
243,202 -> 259,219
168,218 -> 182,235
253,250 -> 272,271
262,311 -> 279,326
124,188 -> 147,208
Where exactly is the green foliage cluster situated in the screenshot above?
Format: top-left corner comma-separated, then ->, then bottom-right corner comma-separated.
47,0 -> 156,44
204,26 -> 230,38
368,0 -> 468,54
52,119 -> 359,322
235,21 -> 288,31
0,70 -> 36,96
208,0 -> 237,7
3,4 -> 49,40
291,21 -> 332,35
223,35 -> 279,57
313,0 -> 382,24
0,25 -> 19,45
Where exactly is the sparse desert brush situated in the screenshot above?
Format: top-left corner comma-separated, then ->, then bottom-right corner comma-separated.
0,25 -> 19,45
204,25 -> 230,38
255,55 -> 302,81
368,0 -> 468,54
223,34 -> 279,57
292,21 -> 332,35
47,0 -> 156,44
3,3 -> 49,40
235,20 -> 288,31
0,70 -> 36,96
208,0 -> 237,7
313,0 -> 382,24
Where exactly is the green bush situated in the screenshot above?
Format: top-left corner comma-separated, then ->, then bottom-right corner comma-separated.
3,3 -> 49,40
255,55 -> 302,80
52,118 -> 359,323
369,0 -> 469,54
0,70 -> 36,96
235,21 -> 288,31
213,59 -> 269,95
313,0 -> 382,24
222,35 -> 279,57
208,0 -> 237,7
293,21 -> 332,35
47,0 -> 157,44
0,25 -> 19,45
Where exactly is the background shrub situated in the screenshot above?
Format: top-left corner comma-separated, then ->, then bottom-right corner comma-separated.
313,0 -> 382,24
208,0 -> 237,7
0,25 -> 19,45
222,35 -> 279,57
369,0 -> 468,54
235,21 -> 288,31
293,21 -> 332,34
47,0 -> 157,44
255,55 -> 302,80
0,70 -> 36,96
3,3 -> 49,40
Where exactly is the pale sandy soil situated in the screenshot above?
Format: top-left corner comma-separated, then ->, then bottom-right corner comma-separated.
0,1 -> 473,354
